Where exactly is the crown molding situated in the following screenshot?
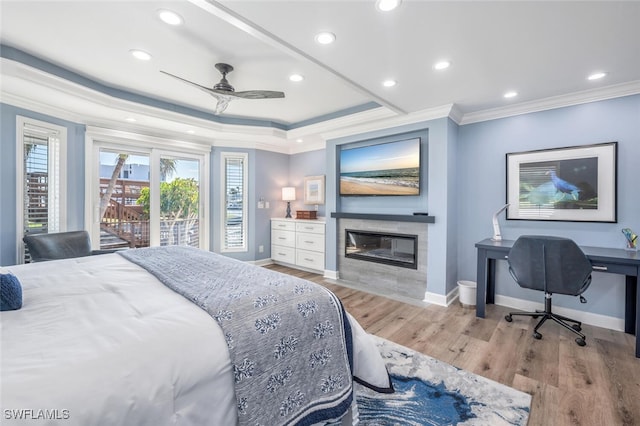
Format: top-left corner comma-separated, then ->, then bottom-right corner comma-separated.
460,80 -> 640,125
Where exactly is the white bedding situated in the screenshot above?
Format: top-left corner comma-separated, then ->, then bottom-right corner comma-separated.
1,253 -> 388,425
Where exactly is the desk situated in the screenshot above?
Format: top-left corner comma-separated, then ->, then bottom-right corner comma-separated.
475,238 -> 640,358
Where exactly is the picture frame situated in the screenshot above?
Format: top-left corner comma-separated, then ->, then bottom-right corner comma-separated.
506,142 -> 617,222
303,175 -> 325,205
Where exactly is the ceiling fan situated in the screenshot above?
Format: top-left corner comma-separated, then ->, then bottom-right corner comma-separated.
161,63 -> 285,115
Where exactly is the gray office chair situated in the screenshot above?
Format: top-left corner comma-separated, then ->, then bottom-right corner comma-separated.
505,235 -> 592,346
23,230 -> 120,262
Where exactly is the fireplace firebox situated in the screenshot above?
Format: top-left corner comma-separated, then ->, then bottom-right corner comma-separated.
345,229 -> 417,269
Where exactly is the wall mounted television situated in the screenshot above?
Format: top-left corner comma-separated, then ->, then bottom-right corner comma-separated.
339,137 -> 421,196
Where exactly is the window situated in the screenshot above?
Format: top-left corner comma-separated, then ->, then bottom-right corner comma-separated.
16,117 -> 67,263
87,128 -> 209,251
221,152 -> 248,252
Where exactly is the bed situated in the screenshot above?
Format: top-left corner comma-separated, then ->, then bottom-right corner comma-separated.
1,246 -> 390,425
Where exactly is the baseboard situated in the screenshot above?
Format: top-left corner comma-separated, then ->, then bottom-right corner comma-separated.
494,294 -> 625,332
324,269 -> 339,280
252,258 -> 274,267
423,290 -> 450,307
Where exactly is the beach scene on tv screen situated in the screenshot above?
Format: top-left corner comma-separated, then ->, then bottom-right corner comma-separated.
340,138 -> 420,196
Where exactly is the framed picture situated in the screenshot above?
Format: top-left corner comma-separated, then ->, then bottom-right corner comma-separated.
303,175 -> 325,205
506,142 -> 617,222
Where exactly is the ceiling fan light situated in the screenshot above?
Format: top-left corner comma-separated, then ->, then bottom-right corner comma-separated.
157,9 -> 183,26
376,0 -> 402,12
130,49 -> 152,61
315,32 -> 336,45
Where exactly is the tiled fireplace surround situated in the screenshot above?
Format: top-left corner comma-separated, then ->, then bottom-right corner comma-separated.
337,218 -> 428,303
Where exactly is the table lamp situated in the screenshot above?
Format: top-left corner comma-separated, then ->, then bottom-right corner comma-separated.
282,187 -> 296,218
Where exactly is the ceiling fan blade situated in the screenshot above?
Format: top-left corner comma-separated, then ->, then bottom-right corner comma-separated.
233,90 -> 285,99
161,67 -> 285,114
160,70 -> 211,92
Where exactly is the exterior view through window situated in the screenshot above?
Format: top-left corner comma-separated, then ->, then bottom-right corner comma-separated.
98,151 -> 200,249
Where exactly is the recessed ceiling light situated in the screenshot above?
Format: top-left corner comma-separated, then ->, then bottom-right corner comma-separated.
315,32 -> 336,45
382,79 -> 397,87
157,9 -> 183,26
433,60 -> 451,71
376,0 -> 402,12
587,72 -> 607,81
129,49 -> 152,61
289,74 -> 304,82
125,117 -> 136,122
503,91 -> 518,99
186,130 -> 195,134
296,139 -> 304,143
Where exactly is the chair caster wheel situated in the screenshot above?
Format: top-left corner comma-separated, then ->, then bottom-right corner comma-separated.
505,315 -> 512,322
576,338 -> 586,347
533,332 -> 542,340
572,324 -> 582,332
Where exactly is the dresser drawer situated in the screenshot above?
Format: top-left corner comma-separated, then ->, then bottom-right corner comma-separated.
296,249 -> 324,271
271,220 -> 296,232
295,222 -> 325,234
296,232 -> 325,253
271,245 -> 295,264
272,229 -> 295,248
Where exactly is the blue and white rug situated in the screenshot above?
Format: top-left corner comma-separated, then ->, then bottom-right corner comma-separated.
353,336 -> 531,426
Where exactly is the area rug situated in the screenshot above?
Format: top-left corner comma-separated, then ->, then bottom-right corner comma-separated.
351,336 -> 531,426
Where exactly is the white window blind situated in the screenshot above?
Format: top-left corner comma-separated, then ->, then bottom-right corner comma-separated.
222,153 -> 247,251
23,134 -> 50,234
19,118 -> 66,263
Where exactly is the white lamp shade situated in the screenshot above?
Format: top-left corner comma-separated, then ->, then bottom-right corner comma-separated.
282,187 -> 296,201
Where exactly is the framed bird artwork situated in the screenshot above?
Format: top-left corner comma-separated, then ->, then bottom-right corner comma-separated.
505,141 -> 617,222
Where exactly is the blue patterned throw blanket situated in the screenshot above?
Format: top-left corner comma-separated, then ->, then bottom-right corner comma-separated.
120,246 -> 353,426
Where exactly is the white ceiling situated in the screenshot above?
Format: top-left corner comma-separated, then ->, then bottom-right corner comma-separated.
1,0 -> 639,151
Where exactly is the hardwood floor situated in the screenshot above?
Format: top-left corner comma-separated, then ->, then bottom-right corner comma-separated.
265,264 -> 640,426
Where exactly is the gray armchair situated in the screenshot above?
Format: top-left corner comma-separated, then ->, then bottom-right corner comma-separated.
505,235 -> 593,346
23,230 -> 121,262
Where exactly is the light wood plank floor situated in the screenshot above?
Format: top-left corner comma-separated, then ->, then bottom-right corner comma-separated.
265,264 -> 640,426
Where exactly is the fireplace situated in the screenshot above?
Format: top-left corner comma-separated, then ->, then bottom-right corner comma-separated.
345,229 -> 417,269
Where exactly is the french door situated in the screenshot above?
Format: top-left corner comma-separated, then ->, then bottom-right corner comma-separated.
87,130 -> 209,251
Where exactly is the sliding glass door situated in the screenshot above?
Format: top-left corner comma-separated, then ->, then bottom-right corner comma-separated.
89,132 -> 209,251
98,149 -> 150,249
158,156 -> 200,247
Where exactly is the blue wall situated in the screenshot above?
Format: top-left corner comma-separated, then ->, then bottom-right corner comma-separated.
0,103 -> 86,266
3,93 -> 639,322
324,119 -> 459,298
456,94 -> 640,318
289,149 -> 327,218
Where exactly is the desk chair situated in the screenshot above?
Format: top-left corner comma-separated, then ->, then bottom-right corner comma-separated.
23,230 -> 120,262
505,235 -> 592,346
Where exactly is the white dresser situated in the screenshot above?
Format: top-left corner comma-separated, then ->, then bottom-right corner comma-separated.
271,218 -> 325,273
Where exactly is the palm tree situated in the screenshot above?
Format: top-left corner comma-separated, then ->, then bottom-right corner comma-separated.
99,154 -> 129,219
99,155 -> 178,220
160,159 -> 177,181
